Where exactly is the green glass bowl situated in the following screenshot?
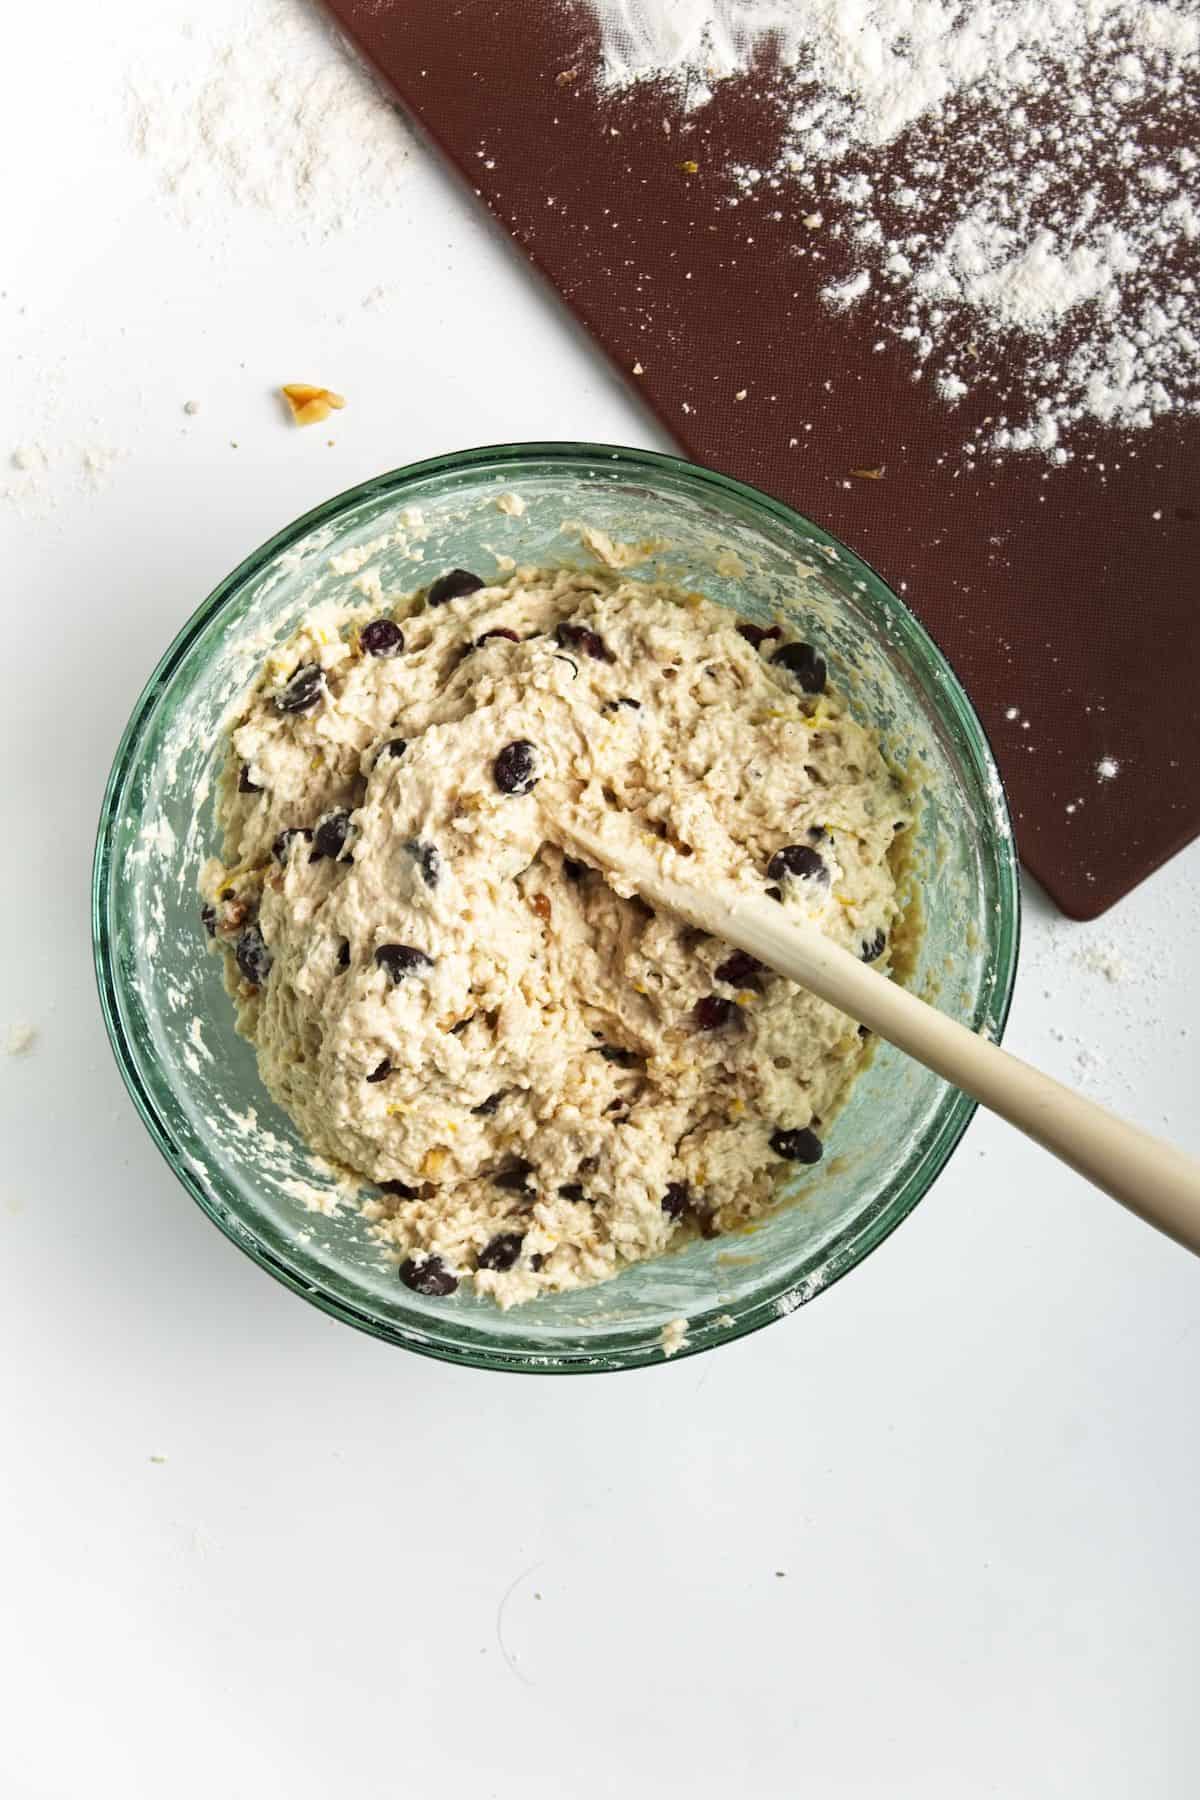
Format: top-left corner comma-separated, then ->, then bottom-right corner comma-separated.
93,443 -> 1019,1372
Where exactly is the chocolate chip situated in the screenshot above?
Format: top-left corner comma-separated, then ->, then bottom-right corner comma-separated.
714,950 -> 764,989
200,903 -> 217,938
493,1160 -> 534,1191
310,811 -> 352,862
737,622 -> 782,649
475,627 -> 520,646
398,1255 -> 458,1296
494,739 -> 538,794
408,839 -> 441,887
555,620 -> 614,662
275,664 -> 323,714
375,943 -> 434,983
428,568 -> 484,607
238,764 -> 262,793
360,618 -> 404,657
477,1232 -> 525,1272
472,1092 -> 504,1116
378,1179 -> 418,1198
767,844 -> 829,884
272,826 -> 313,864
235,924 -> 272,987
693,994 -> 735,1030
662,1181 -> 690,1219
771,641 -> 827,694
558,1183 -> 586,1202
366,1058 -> 391,1083
860,928 -> 887,962
769,1127 -> 823,1163
382,737 -> 408,761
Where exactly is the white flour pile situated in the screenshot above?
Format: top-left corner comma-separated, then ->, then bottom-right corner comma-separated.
583,0 -> 1200,457
128,0 -> 412,236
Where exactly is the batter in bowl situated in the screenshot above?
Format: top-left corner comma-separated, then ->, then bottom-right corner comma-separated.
200,555 -> 912,1306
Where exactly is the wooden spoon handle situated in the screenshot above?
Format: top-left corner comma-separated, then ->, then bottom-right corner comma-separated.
561,820 -> 1200,1255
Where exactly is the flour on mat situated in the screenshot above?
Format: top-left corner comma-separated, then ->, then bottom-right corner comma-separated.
583,0 -> 1200,457
127,0 -> 412,237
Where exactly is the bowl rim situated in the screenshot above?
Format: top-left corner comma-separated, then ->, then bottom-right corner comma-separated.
92,440 -> 1021,1373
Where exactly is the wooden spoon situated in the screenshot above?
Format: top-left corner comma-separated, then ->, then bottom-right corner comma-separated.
558,819 -> 1200,1255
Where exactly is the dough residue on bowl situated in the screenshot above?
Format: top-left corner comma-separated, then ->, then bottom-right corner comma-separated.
199,558 -> 912,1306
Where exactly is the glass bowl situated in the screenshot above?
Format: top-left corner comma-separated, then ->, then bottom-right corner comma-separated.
93,443 -> 1019,1372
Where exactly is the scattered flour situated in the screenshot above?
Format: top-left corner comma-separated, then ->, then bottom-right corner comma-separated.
1096,755 -> 1121,781
6,1023 -> 36,1056
584,0 -> 1200,458
127,0 -> 413,238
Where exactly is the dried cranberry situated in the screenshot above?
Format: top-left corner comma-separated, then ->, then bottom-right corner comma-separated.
770,1127 -> 823,1164
360,618 -> 404,657
272,827 -> 312,864
771,641 -> 827,694
378,1179 -> 418,1198
366,1058 -> 391,1083
200,903 -> 217,937
275,664 -> 323,713
235,924 -> 272,987
714,950 -> 764,989
861,929 -> 887,962
408,839 -> 441,887
737,622 -> 782,650
767,844 -> 828,884
693,995 -> 735,1030
428,568 -> 484,607
475,628 -> 520,647
493,1161 -> 534,1192
472,1093 -> 503,1116
555,621 -> 614,662
310,811 -> 352,862
375,944 -> 434,983
494,739 -> 538,794
238,764 -> 262,793
398,1255 -> 458,1296
477,1232 -> 524,1272
662,1182 -> 690,1219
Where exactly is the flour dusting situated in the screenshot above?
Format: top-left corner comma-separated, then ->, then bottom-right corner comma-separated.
583,0 -> 1200,458
127,0 -> 413,237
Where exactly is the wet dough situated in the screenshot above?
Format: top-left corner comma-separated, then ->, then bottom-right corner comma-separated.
201,559 -> 911,1306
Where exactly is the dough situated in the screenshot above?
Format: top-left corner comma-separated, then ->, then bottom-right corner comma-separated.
200,558 -> 911,1306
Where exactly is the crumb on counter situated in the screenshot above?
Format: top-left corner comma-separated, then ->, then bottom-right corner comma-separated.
281,384 -> 346,427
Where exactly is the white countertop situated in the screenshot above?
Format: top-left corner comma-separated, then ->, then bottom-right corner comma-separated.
3,5 -> 1198,1795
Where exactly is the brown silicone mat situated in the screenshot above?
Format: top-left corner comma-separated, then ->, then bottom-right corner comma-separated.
324,0 -> 1200,918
